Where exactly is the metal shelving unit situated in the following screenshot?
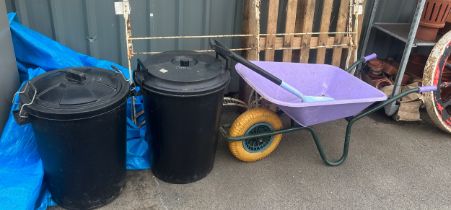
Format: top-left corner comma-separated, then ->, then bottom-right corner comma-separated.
360,0 -> 429,116
373,23 -> 436,47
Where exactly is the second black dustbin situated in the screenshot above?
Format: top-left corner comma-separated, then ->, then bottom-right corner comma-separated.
134,51 -> 230,184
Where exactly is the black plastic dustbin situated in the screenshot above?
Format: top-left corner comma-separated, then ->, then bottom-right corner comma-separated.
14,67 -> 129,209
134,51 -> 230,184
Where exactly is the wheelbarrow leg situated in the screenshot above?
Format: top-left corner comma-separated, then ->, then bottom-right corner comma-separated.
304,126 -> 352,166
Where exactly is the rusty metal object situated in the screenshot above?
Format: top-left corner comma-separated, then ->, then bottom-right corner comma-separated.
442,58 -> 451,99
364,59 -> 396,89
407,54 -> 428,78
120,0 -> 138,123
383,59 -> 399,76
368,59 -> 384,71
367,58 -> 399,76
401,73 -> 412,85
362,69 -> 393,89
422,30 -> 451,133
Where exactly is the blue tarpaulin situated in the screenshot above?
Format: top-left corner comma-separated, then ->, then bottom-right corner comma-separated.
0,13 -> 150,210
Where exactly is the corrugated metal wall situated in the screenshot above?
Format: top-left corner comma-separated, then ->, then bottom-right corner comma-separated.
6,0 -> 244,67
6,0 -> 424,68
6,0 -> 244,91
6,0 -> 359,65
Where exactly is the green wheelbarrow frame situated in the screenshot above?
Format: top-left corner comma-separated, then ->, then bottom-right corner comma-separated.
220,88 -> 422,166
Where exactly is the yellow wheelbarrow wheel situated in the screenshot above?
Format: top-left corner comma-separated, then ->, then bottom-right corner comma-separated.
228,108 -> 283,162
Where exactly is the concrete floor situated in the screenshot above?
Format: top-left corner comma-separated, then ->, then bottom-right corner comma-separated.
52,110 -> 450,209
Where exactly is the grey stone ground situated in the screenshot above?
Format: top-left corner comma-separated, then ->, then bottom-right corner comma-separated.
51,110 -> 450,209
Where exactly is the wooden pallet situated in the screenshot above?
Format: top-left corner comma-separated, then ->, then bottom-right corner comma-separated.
243,0 -> 366,68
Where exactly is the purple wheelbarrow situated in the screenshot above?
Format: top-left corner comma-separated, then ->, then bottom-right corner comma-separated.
211,41 -> 437,166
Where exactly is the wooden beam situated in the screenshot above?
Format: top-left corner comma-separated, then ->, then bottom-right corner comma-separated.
348,0 -> 366,67
259,36 -> 350,49
240,0 -> 260,104
264,0 -> 280,61
282,0 -> 298,62
294,0 -> 305,34
332,0 -> 350,67
243,0 -> 260,60
299,0 -> 315,63
316,0 -> 334,64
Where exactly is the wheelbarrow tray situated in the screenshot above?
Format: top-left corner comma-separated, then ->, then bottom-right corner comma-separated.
236,61 -> 387,126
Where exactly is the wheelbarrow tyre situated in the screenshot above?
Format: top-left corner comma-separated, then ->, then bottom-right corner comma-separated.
422,30 -> 451,133
228,108 -> 283,162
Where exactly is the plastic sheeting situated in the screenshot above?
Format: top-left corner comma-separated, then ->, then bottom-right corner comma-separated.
0,13 -> 150,210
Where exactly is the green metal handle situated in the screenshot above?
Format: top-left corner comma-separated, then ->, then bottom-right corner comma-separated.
351,87 -> 419,122
311,87 -> 421,166
345,53 -> 377,73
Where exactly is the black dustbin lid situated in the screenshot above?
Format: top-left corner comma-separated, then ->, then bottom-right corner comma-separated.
18,67 -> 129,120
135,51 -> 230,96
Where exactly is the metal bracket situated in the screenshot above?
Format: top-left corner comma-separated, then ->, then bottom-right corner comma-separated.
111,65 -> 130,83
353,0 -> 364,15
17,82 -> 37,118
12,82 -> 29,104
114,1 -> 130,15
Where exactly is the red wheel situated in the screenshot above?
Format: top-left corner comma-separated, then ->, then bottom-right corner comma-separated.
423,31 -> 451,133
